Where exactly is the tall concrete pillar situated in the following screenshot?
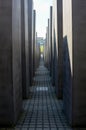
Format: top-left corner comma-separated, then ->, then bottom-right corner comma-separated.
63,0 -> 86,126
47,19 -> 50,70
44,32 -> 48,67
44,36 -> 47,65
35,32 -> 37,69
0,0 -> 22,125
49,6 -> 53,76
33,10 -> 36,75
28,0 -> 33,86
21,0 -> 30,99
35,33 -> 40,69
45,30 -> 48,67
52,4 -> 55,86
36,43 -> 40,67
54,0 -> 63,98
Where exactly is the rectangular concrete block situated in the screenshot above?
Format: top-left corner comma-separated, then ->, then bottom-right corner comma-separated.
35,32 -> 37,69
0,0 -> 22,125
54,0 -> 63,98
47,19 -> 50,70
21,0 -> 30,98
28,0 -> 33,86
49,6 -> 53,76
44,32 -> 48,67
52,5 -> 55,86
33,10 -> 36,75
63,0 -> 86,126
35,33 -> 40,69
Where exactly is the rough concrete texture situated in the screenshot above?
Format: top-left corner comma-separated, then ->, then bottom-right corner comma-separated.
63,0 -> 86,127
49,6 -> 53,76
33,10 -> 36,75
28,0 -> 33,86
0,0 -> 22,125
21,0 -> 30,99
54,0 -> 63,99
52,1 -> 56,86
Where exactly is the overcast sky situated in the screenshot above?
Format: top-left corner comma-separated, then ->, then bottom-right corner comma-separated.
33,0 -> 52,38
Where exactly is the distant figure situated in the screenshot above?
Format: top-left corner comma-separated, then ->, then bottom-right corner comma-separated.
41,54 -> 43,59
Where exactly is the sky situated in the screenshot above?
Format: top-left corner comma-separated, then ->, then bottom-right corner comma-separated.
33,0 -> 52,38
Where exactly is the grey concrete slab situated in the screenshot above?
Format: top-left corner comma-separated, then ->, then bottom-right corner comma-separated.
21,0 -> 26,99
53,0 -> 63,99
52,4 -> 55,86
49,6 -> 53,76
28,0 -> 33,86
35,33 -> 40,69
33,10 -> 36,76
47,19 -> 50,71
44,34 -> 48,67
45,29 -> 48,68
63,0 -> 86,127
21,0 -> 30,99
0,0 -> 22,125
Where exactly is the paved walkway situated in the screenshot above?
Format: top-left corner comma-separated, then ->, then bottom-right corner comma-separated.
2,60 -> 73,130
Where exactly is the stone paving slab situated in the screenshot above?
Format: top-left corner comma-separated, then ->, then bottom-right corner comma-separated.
1,60 -> 85,130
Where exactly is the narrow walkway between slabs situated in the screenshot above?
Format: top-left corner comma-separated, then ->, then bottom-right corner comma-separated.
6,59 -> 73,130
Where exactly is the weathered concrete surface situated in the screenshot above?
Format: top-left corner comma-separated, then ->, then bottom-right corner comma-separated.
44,32 -> 48,67
52,3 -> 55,86
49,6 -> 53,76
28,0 -> 33,86
0,0 -> 22,125
21,0 -> 30,99
21,0 -> 26,99
47,19 -> 50,71
33,10 -> 36,76
54,0 -> 63,99
63,0 -> 86,127
35,33 -> 40,69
